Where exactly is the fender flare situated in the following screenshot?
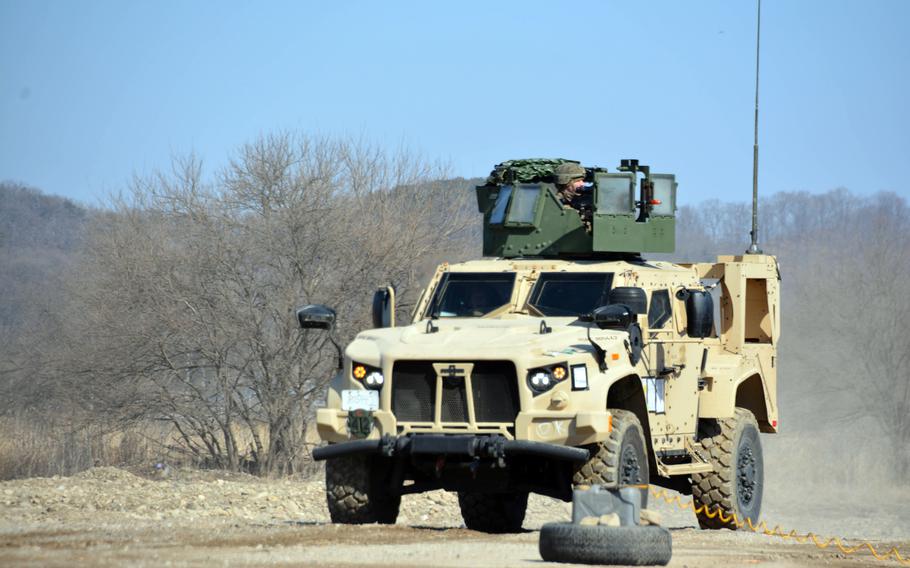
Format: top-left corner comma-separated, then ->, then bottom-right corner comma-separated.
733,371 -> 774,432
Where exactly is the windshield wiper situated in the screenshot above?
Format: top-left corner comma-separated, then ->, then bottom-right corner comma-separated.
428,287 -> 441,319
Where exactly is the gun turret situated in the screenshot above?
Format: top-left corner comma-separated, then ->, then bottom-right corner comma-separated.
476,158 -> 677,258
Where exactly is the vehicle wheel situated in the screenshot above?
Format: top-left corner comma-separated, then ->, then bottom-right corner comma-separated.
573,409 -> 650,506
539,523 -> 672,566
457,491 -> 528,533
691,407 -> 763,530
325,454 -> 400,524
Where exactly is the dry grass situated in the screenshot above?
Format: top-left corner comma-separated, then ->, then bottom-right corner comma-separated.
0,414 -> 174,480
0,414 -> 324,481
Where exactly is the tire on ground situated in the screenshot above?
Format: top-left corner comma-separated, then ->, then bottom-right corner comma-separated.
691,407 -> 763,530
539,523 -> 672,566
573,408 -> 650,507
325,454 -> 400,524
457,491 -> 528,533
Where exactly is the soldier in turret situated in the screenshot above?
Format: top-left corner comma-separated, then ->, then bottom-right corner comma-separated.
554,162 -> 593,233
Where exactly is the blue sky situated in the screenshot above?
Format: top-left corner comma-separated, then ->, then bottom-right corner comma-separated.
1,0 -> 908,206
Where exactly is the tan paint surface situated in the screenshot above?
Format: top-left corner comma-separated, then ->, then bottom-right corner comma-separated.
318,254 -> 780,480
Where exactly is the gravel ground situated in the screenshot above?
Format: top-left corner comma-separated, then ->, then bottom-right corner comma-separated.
1,466 -> 907,567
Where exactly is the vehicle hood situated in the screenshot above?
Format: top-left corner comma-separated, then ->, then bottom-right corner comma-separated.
344,316 -> 628,366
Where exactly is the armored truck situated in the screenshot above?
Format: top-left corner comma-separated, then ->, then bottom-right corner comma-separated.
300,159 -> 780,532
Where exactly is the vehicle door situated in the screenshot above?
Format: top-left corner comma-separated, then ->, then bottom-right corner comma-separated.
641,287 -> 699,451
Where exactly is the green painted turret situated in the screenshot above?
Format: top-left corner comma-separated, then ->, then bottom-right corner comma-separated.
476,158 -> 677,258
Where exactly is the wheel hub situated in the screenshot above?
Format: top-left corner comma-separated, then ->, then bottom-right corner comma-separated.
737,445 -> 757,506
620,445 -> 641,484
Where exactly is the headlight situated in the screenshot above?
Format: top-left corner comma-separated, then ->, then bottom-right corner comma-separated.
352,362 -> 384,390
527,363 -> 568,395
529,370 -> 553,391
364,371 -> 385,389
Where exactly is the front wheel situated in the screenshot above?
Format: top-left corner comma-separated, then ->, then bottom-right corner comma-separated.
573,409 -> 650,507
325,454 -> 400,524
457,491 -> 528,533
691,407 -> 763,530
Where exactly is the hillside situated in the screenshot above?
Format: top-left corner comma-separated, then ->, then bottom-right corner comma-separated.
0,182 -> 89,331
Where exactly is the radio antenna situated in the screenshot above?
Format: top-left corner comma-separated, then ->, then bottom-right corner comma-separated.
747,0 -> 763,254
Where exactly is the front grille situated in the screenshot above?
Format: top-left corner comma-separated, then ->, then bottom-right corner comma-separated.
471,361 -> 520,423
392,361 -> 435,422
391,360 -> 519,425
440,379 -> 468,422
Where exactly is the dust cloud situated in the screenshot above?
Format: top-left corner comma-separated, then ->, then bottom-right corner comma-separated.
672,190 -> 910,525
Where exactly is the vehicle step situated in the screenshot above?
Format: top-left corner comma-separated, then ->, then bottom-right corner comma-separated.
657,461 -> 714,476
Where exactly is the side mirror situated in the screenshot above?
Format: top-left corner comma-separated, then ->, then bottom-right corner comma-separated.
591,304 -> 635,330
608,286 -> 647,314
371,286 -> 396,328
685,290 -> 714,338
296,304 -> 336,330
585,304 -> 643,367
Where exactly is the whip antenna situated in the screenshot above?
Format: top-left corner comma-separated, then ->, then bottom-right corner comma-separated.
747,0 -> 763,254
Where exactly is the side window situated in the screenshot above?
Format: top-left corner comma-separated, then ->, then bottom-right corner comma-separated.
648,289 -> 672,329
489,186 -> 512,225
595,173 -> 635,214
505,184 -> 539,225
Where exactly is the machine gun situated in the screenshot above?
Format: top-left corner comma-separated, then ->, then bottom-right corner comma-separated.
617,159 -> 660,223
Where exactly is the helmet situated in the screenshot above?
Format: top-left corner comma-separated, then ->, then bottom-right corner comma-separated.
554,162 -> 585,185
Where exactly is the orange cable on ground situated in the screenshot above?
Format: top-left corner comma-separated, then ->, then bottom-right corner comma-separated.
648,487 -> 910,566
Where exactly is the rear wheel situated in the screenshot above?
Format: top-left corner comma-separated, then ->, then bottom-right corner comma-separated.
325,454 -> 400,524
573,409 -> 650,506
457,491 -> 528,533
691,407 -> 763,530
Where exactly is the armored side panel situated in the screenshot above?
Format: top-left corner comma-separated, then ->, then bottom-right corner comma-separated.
477,183 -> 593,257
476,171 -> 676,257
591,172 -> 676,254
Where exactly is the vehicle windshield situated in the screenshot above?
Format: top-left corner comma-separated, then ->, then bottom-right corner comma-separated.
427,273 -> 516,318
528,272 -> 614,316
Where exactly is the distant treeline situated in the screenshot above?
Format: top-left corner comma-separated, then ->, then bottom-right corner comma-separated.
0,137 -> 907,481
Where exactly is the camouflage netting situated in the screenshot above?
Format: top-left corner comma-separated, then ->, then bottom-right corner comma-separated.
485,158 -> 580,186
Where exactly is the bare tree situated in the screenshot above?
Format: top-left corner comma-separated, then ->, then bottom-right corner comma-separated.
52,133 -> 476,475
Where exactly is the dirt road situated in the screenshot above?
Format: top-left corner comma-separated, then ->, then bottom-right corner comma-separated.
1,467 -> 907,567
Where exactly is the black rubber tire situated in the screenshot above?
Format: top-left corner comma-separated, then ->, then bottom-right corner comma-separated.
691,407 -> 764,530
325,454 -> 400,524
457,491 -> 528,533
539,523 -> 672,566
573,409 -> 650,507
608,287 -> 648,314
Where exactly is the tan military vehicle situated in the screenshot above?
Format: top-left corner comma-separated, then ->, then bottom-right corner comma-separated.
300,159 -> 780,532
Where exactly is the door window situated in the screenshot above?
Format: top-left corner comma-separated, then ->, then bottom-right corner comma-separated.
648,289 -> 672,329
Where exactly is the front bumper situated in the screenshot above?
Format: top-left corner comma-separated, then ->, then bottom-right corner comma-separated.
312,434 -> 590,463
315,408 -> 613,446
